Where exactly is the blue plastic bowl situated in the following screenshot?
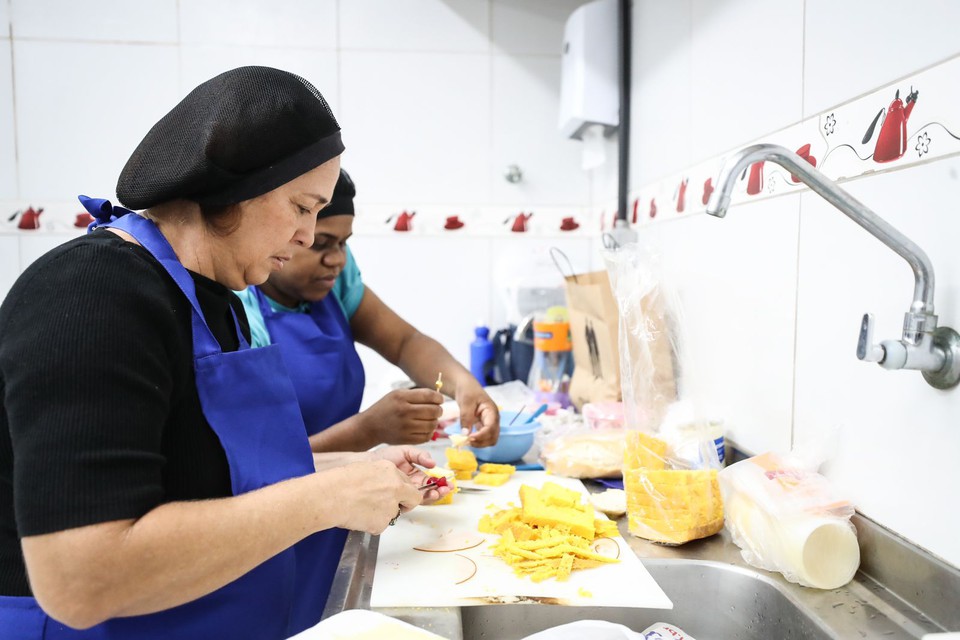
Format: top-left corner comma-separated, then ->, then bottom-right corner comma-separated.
445,410 -> 542,463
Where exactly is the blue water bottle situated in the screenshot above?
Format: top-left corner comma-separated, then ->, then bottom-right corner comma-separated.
470,325 -> 494,386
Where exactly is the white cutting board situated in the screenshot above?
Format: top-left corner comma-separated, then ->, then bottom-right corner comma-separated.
370,472 -> 672,610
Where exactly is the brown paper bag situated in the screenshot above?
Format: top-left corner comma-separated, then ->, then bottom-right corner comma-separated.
565,270 -> 622,410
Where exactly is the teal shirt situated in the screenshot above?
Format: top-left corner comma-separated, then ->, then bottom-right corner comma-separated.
235,246 -> 364,348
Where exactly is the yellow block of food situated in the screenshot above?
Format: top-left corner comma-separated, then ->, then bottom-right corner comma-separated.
473,472 -> 511,486
445,447 -> 478,472
520,483 -> 595,539
478,463 -> 515,475
624,467 -> 723,544
624,431 -> 668,471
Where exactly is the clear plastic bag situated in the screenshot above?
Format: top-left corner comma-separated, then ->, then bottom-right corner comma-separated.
622,430 -> 724,545
718,440 -> 860,589
539,428 -> 625,479
604,243 -> 724,545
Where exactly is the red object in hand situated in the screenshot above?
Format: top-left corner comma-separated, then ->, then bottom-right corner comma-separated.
18,206 -> 43,230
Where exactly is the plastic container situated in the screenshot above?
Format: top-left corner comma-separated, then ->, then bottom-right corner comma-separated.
445,410 -> 542,463
582,401 -> 626,430
527,309 -> 572,408
470,325 -> 494,386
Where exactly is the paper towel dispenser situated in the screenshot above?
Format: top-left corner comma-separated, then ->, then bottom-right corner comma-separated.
558,0 -> 618,140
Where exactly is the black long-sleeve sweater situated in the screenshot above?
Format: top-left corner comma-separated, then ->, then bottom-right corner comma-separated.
0,230 -> 250,596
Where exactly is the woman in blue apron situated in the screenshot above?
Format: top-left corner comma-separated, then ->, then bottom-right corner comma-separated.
235,168 -> 500,634
0,66 -> 443,639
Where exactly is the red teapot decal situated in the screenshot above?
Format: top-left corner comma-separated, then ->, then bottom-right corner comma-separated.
863,87 -> 918,163
386,210 -> 416,232
790,143 -> 817,183
17,206 -> 44,230
507,211 -> 533,233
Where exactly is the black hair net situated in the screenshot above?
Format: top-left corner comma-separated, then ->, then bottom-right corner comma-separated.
116,66 -> 343,210
320,169 -> 356,218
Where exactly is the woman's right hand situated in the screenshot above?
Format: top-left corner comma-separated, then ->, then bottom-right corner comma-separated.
331,459 -> 423,534
360,388 -> 443,445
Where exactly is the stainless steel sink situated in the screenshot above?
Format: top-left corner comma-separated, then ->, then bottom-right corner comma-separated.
324,483 -> 958,640
459,559 -> 832,640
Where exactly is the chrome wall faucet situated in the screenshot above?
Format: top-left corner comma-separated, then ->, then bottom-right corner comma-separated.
705,143 -> 960,389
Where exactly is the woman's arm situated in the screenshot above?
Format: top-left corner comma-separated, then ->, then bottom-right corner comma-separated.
22,460 -> 420,629
350,288 -> 500,446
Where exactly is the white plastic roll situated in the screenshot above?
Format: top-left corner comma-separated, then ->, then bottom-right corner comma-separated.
726,494 -> 860,589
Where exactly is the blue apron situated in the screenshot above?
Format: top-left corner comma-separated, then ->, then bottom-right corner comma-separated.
0,197 -> 318,639
252,286 -> 364,635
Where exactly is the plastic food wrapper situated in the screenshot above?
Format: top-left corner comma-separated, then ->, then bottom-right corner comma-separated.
582,401 -> 626,430
718,441 -> 860,589
521,620 -> 696,640
658,400 -> 725,470
623,431 -> 724,545
603,242 -> 680,432
540,428 -> 625,479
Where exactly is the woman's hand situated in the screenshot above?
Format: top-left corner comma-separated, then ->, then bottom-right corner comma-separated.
332,459 -> 423,534
456,385 -> 500,448
360,388 -> 443,445
370,446 -> 452,503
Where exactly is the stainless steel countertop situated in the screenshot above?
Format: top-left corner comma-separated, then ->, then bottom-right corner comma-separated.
322,476 -> 958,639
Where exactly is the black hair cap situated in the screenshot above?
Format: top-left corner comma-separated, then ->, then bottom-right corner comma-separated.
320,169 -> 356,218
116,66 -> 344,210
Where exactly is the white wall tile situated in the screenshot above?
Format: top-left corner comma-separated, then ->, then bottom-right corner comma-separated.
0,236 -> 19,303
180,46 -> 339,113
630,0 -> 692,187
0,39 -> 16,199
794,157 -> 960,568
347,234 -> 492,368
0,2 -> 9,36
18,233 -> 75,271
179,0 -> 337,48
689,0 -> 803,162
490,235 -> 593,330
491,0 -> 586,55
491,54 -> 588,206
639,199 -> 800,456
804,0 -> 960,118
14,41 -> 179,202
340,0 -> 489,52
11,0 -> 177,42
339,51 -> 490,206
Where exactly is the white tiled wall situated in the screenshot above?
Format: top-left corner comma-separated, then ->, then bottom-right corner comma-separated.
0,1 -> 597,343
624,0 -> 960,567
0,37 -> 15,200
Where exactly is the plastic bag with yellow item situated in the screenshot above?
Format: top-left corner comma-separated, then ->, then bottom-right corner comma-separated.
622,430 -> 724,545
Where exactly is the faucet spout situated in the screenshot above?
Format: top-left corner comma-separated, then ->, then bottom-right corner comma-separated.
705,144 -> 935,317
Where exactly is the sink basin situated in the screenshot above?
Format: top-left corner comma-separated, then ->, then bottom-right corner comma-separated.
325,477 -> 956,640
459,559 -> 831,640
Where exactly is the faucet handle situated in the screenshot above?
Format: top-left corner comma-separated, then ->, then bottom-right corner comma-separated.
857,313 -> 885,363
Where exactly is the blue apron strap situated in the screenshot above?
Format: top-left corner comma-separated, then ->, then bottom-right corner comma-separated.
82,197 -> 235,359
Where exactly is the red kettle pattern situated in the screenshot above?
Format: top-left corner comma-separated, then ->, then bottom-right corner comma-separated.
863,88 -> 918,163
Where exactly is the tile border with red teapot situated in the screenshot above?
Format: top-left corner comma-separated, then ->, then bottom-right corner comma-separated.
627,52 -> 960,225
